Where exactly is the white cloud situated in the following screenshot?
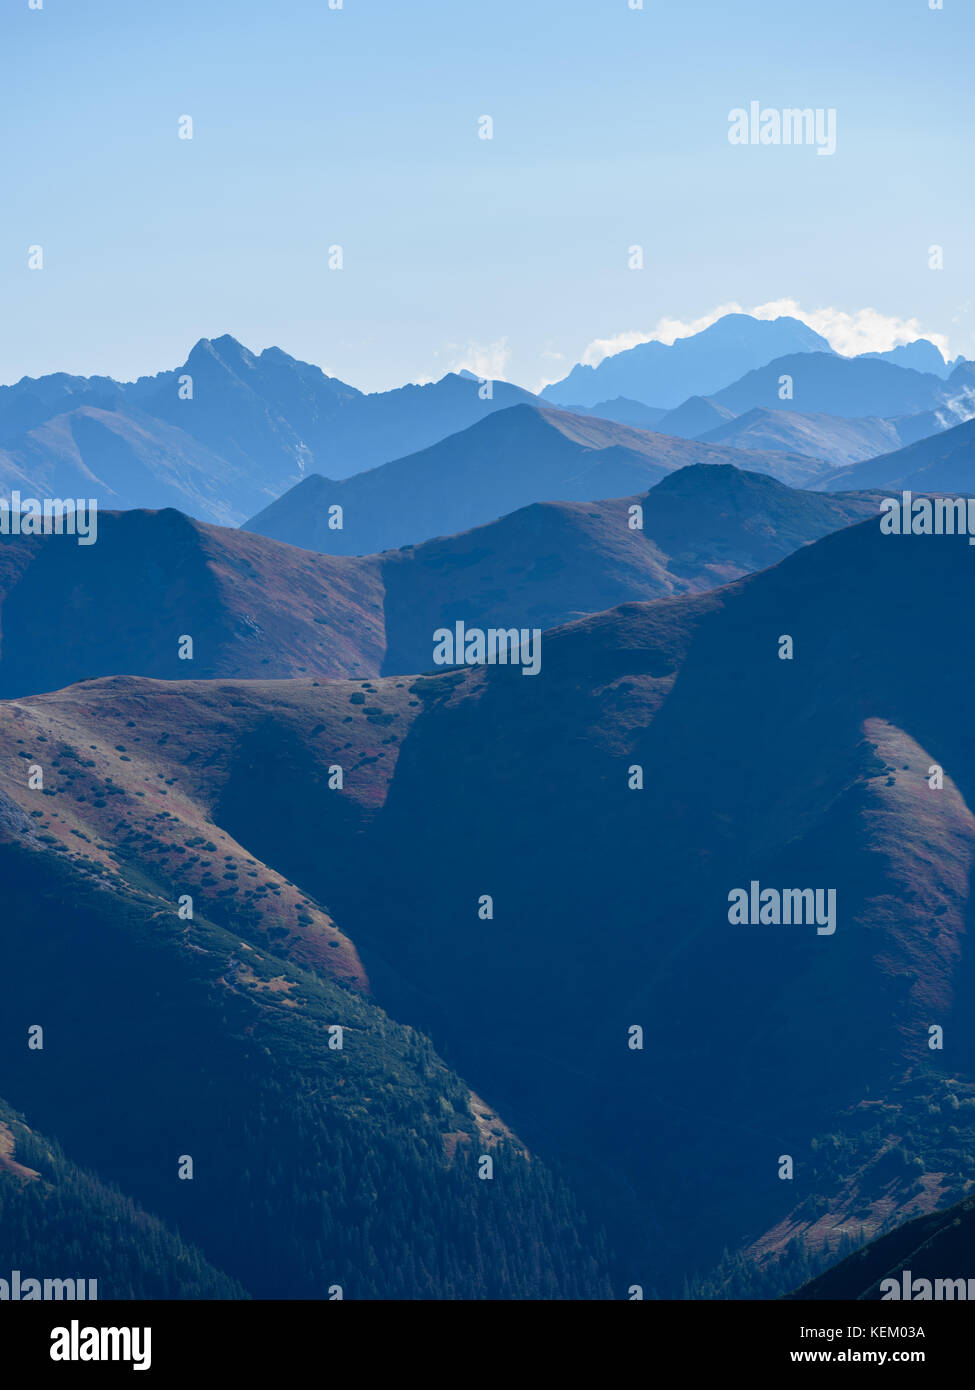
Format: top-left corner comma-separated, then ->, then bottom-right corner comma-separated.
750,299 -> 951,359
444,337 -> 511,381
580,305 -> 745,366
580,330 -> 658,366
578,300 -> 951,368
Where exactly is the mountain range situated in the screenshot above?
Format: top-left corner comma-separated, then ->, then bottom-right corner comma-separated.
631,397 -> 970,473
542,314 -> 835,407
707,352 -> 974,420
542,313 -> 965,409
0,337 -> 540,525
4,310 -> 975,1302
2,318 -> 971,538
3,511 -> 975,1297
0,466 -> 879,697
243,403 -> 836,555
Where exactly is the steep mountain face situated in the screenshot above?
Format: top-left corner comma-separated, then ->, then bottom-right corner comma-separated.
133,336 -> 363,500
0,470 -> 879,696
541,314 -> 832,408
243,404 -> 828,555
0,337 -> 361,522
3,516 -> 975,1295
790,1193 -> 975,1299
821,416 -> 975,493
698,408 -> 908,468
0,338 -> 542,523
710,353 -> 951,418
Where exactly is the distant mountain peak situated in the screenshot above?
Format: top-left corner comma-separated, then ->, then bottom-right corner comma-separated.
654,394 -> 736,439
209,332 -> 249,352
542,312 -> 834,409
258,344 -> 298,364
861,339 -> 950,377
687,311 -> 827,343
183,334 -> 258,375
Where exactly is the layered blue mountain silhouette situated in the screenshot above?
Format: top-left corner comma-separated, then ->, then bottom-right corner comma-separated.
0,336 -> 539,524
2,317 -> 970,530
542,313 -> 833,407
708,352 -> 967,417
243,404 -> 835,553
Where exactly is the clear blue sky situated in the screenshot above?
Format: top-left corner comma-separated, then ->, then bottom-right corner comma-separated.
2,0 -> 972,392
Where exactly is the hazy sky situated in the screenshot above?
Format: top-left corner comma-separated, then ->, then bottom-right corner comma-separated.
2,0 -> 972,392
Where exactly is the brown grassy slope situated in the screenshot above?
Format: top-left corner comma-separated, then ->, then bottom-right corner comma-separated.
0,673 -> 432,987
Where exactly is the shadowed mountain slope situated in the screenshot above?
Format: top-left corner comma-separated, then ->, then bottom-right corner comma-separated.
0,1098 -> 247,1299
789,1193 -> 975,1299
0,682 -> 612,1298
